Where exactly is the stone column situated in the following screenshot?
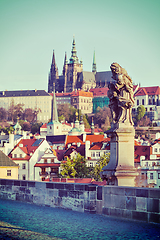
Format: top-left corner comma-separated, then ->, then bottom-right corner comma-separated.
114,123 -> 138,186
101,122 -> 138,187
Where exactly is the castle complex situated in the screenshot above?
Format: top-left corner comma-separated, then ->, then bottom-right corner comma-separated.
48,37 -> 112,93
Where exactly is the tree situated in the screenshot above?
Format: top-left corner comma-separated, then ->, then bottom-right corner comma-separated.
136,105 -> 146,122
92,153 -> 110,181
58,104 -> 83,123
60,157 -> 77,178
8,100 -> 24,122
31,122 -> 42,134
94,106 -> 111,129
0,107 -> 7,121
22,122 -> 31,131
82,115 -> 90,129
74,154 -> 89,178
137,115 -> 151,127
60,154 -> 89,178
3,126 -> 14,134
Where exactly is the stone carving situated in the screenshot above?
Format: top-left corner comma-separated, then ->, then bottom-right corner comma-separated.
108,63 -> 134,127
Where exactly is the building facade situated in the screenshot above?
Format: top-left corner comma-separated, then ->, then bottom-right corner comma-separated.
133,86 -> 160,121
0,90 -> 52,123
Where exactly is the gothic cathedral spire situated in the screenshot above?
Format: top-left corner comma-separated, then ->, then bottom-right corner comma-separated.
51,83 -> 58,122
48,50 -> 59,93
92,50 -> 97,74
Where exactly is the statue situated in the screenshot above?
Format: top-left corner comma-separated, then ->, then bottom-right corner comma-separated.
101,63 -> 138,186
108,62 -> 134,128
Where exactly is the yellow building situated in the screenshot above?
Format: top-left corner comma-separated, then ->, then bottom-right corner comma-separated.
0,151 -> 19,179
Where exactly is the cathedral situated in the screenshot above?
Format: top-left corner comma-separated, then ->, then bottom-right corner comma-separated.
48,37 -> 112,93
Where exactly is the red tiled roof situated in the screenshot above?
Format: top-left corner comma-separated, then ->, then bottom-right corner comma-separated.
89,87 -> 108,97
134,86 -> 160,97
134,87 -> 148,96
144,86 -> 160,95
41,123 -> 47,129
34,163 -> 60,167
9,139 -> 44,161
134,145 -> 151,163
65,134 -> 105,147
72,90 -> 93,97
85,128 -> 103,133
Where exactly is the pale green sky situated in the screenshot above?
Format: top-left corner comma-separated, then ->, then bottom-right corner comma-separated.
0,0 -> 160,90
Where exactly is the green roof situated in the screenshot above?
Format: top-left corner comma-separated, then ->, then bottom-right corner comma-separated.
0,151 -> 19,167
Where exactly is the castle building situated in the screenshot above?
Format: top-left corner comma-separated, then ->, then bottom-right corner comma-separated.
0,90 -> 52,122
48,37 -> 112,93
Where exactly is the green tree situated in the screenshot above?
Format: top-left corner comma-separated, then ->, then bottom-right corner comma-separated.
136,105 -> 146,122
58,115 -> 65,122
74,154 -> 89,178
92,153 -> 110,181
3,126 -> 14,134
60,154 -> 89,178
60,157 -> 77,178
83,115 -> 90,129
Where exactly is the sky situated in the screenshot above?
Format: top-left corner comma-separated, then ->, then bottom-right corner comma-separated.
0,0 -> 160,91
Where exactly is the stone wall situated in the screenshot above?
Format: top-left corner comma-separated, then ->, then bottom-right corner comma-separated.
0,179 -> 159,224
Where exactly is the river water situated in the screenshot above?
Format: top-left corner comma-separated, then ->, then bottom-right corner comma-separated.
0,199 -> 159,240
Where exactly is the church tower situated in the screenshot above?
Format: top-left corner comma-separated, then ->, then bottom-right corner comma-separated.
47,83 -> 62,136
48,50 -> 59,93
64,37 -> 83,92
92,50 -> 97,75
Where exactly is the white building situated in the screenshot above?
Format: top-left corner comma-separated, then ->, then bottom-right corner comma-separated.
8,138 -> 51,181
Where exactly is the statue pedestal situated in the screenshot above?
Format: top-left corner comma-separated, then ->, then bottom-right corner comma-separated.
101,122 -> 138,187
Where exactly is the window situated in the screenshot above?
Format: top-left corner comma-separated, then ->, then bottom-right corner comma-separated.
137,100 -> 139,106
14,154 -> 17,158
150,173 -> 153,179
91,152 -> 95,158
20,154 -> 22,158
89,162 -> 93,167
7,170 -> 11,176
44,159 -> 47,163
22,175 -> 26,180
22,163 -> 26,169
142,99 -> 144,105
96,152 -> 100,157
51,159 -> 54,163
158,173 -> 160,179
155,148 -> 157,153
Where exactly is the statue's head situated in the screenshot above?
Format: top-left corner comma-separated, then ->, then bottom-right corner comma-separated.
110,62 -> 121,75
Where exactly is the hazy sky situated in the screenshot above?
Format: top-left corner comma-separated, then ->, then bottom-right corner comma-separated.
0,0 -> 160,91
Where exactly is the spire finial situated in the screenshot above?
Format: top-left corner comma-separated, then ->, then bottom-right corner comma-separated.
92,50 -> 97,74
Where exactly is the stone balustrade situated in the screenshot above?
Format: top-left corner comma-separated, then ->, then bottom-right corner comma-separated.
0,179 -> 159,224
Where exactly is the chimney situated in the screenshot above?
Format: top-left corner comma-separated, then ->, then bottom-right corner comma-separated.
83,133 -> 86,142
9,134 -> 14,147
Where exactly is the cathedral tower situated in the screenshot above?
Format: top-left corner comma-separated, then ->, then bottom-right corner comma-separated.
64,37 -> 83,92
48,50 -> 59,93
92,50 -> 97,75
